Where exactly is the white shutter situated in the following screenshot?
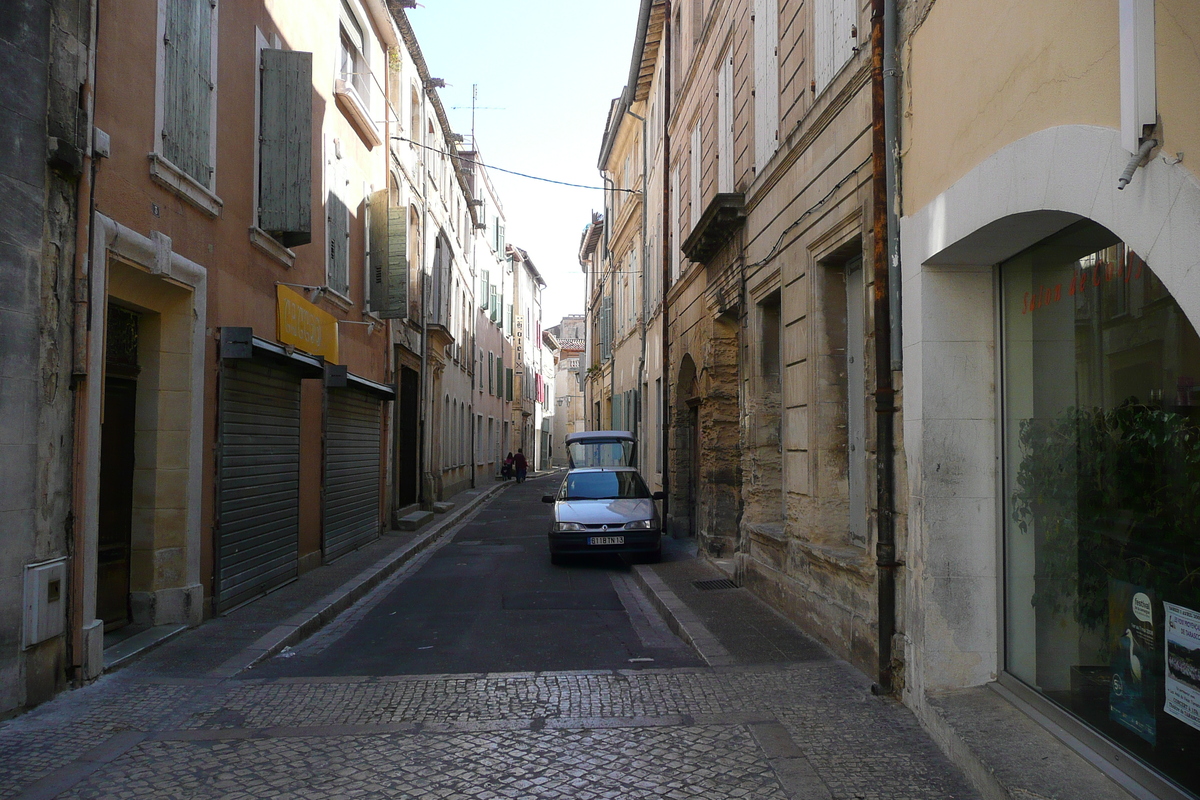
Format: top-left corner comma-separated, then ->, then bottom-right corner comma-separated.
690,123 -> 701,230
718,51 -> 734,193
814,0 -> 833,92
834,0 -> 857,78
670,167 -> 681,282
754,0 -> 779,171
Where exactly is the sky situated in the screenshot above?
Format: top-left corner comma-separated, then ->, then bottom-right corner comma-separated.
407,0 -> 642,324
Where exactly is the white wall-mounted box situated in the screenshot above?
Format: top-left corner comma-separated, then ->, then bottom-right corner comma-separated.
24,558 -> 67,648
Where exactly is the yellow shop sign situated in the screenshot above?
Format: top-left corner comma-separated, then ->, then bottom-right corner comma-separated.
276,285 -> 338,362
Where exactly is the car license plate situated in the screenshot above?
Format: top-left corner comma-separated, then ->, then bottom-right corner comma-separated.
588,536 -> 624,545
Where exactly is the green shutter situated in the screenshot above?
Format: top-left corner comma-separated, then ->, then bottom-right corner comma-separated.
259,48 -> 313,246
385,204 -> 408,318
506,368 -> 513,401
488,352 -> 495,394
327,179 -> 350,296
163,0 -> 214,184
480,271 -> 490,310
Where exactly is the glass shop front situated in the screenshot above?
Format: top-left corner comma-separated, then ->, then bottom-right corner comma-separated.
1002,220 -> 1200,797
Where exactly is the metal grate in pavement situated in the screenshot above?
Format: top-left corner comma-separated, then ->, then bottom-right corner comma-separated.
693,578 -> 738,591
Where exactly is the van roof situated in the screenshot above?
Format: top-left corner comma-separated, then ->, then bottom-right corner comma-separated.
564,430 -> 635,444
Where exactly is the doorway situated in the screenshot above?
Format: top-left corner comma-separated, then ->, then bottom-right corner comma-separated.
97,305 -> 140,631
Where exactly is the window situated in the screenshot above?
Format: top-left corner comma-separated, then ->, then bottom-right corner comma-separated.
813,0 -> 856,94
326,138 -> 350,297
160,0 -> 217,186
655,378 -> 663,473
258,45 -> 313,247
488,352 -> 495,395
339,1 -> 369,107
717,51 -> 734,193
690,123 -> 701,230
1001,222 -> 1200,795
754,0 -> 779,171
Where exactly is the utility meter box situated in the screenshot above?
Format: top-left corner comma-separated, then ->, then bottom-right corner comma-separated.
24,558 -> 67,648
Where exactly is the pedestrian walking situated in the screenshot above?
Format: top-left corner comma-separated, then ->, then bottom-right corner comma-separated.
502,452 -> 514,480
514,448 -> 528,483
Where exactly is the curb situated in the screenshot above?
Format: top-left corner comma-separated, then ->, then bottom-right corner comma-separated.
211,482 -> 511,678
631,564 -> 735,667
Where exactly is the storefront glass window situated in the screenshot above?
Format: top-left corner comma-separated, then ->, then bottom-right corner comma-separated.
1002,220 -> 1200,795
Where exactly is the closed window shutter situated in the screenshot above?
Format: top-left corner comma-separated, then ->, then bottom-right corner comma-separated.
506,368 -> 513,401
367,189 -> 407,318
488,352 -> 495,394
163,0 -> 215,184
259,49 -> 313,247
754,0 -> 780,170
327,159 -> 350,296
480,271 -> 490,310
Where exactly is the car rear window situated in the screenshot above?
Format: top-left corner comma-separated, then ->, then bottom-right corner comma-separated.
563,471 -> 651,500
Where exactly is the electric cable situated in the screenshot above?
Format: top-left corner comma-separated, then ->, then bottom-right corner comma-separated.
392,136 -> 639,194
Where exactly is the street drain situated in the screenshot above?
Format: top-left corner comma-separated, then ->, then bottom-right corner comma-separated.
693,578 -> 738,591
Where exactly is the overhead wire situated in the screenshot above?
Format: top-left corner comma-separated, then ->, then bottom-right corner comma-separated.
748,155 -> 874,268
391,136 -> 639,194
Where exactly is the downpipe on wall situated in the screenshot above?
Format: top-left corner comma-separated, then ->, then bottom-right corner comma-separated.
871,0 -> 899,696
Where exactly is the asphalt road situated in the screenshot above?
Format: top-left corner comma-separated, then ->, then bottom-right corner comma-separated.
253,471 -> 702,677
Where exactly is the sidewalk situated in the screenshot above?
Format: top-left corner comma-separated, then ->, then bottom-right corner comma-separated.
107,479 -> 513,682
634,539 -> 1140,800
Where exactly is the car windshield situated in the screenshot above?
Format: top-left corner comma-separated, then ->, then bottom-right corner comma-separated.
562,471 -> 651,500
567,440 -> 635,467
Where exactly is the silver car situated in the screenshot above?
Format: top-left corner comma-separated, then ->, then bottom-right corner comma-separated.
542,467 -> 664,564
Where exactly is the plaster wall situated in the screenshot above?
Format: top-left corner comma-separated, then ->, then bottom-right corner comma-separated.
902,0 -> 1200,215
899,125 -> 1200,711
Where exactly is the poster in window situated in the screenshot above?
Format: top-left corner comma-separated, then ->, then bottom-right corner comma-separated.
1165,602 -> 1200,733
1109,580 -> 1157,744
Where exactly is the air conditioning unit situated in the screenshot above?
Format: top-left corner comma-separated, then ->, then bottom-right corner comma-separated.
24,558 -> 67,648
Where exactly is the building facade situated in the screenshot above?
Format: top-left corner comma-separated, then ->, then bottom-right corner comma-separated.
548,315 -> 587,467
0,0 -> 92,711
0,0 -> 528,715
898,1 -> 1200,795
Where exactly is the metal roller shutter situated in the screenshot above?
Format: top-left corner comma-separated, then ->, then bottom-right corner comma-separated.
323,388 -> 381,561
215,359 -> 301,612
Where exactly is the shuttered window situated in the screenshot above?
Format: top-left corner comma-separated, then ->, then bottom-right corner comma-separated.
259,48 -> 313,247
368,189 -> 407,318
506,368 -> 514,401
488,352 -> 495,395
327,146 -> 350,297
754,0 -> 779,171
600,295 -> 613,361
717,51 -> 734,193
813,0 -> 856,94
162,0 -> 216,186
690,123 -> 701,231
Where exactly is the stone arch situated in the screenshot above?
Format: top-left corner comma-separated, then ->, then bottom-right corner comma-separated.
902,123 -> 1200,694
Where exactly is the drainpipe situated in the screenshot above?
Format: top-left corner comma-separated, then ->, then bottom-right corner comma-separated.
883,0 -> 901,366
871,0 -> 898,695
69,0 -> 101,685
418,88 -> 430,506
660,0 -> 673,531
627,109 -> 649,462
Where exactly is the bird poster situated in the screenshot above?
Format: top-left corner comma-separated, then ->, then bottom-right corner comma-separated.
1108,579 -> 1157,745
1164,602 -> 1200,733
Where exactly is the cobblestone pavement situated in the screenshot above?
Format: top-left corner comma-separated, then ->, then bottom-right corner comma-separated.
1,659 -> 978,799
0,482 -> 979,799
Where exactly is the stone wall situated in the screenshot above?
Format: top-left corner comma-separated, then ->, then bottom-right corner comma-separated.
0,0 -> 90,712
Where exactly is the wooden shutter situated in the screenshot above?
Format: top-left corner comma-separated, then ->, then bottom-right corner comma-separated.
368,190 -> 407,317
259,49 -> 313,246
327,152 -> 350,297
690,124 -> 701,230
814,0 -> 834,92
506,368 -> 513,401
718,52 -> 734,193
480,271 -> 490,310
834,0 -> 856,72
488,352 -> 495,394
754,0 -> 779,170
163,0 -> 215,184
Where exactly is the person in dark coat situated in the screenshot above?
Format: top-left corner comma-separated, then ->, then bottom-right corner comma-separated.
514,449 -> 528,483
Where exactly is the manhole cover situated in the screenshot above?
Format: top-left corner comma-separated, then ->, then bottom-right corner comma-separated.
693,578 -> 738,591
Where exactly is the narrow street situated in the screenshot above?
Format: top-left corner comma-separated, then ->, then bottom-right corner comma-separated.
0,476 -> 979,800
